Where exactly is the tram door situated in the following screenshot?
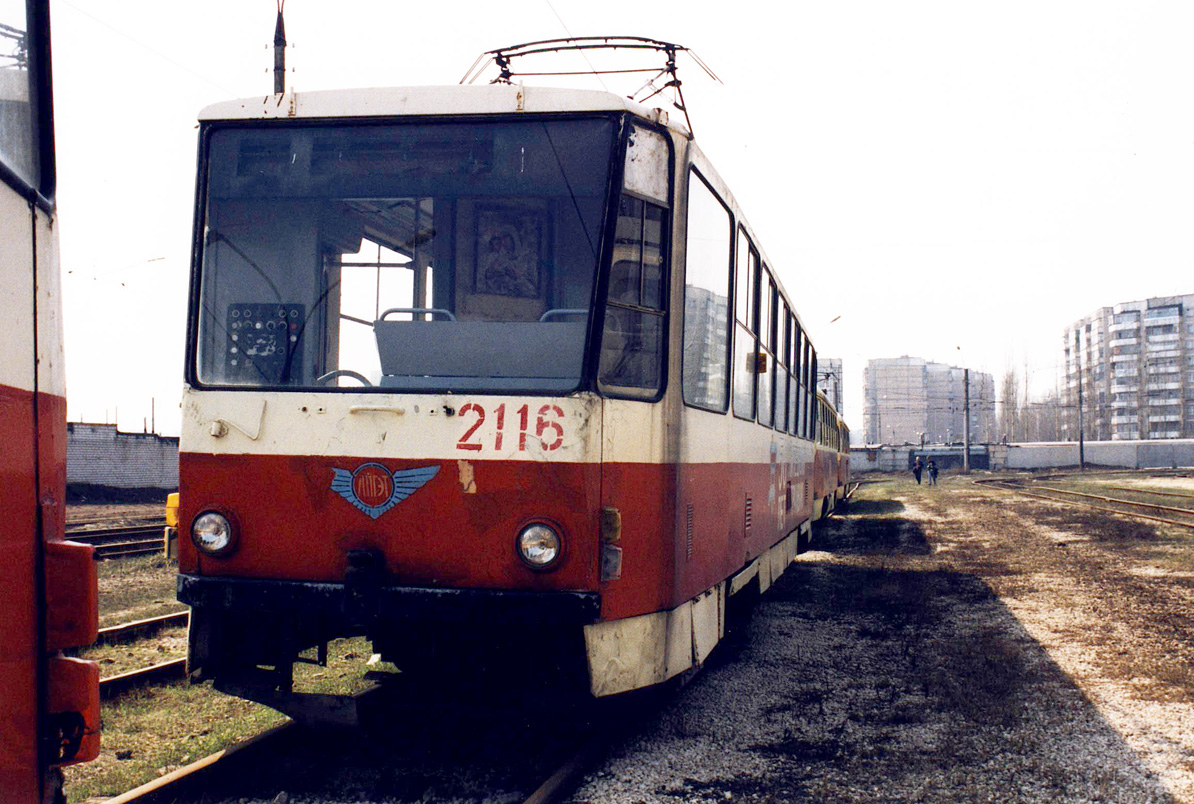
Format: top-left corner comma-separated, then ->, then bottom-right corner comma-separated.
0,3 -> 100,801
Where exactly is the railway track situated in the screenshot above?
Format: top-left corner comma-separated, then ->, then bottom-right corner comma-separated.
981,475 -> 1194,530
101,682 -> 620,804
66,521 -> 167,559
94,611 -> 191,698
100,658 -> 188,699
97,610 -> 189,644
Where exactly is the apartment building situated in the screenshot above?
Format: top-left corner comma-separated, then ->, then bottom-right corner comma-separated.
1063,294 -> 1194,441
863,356 -> 994,445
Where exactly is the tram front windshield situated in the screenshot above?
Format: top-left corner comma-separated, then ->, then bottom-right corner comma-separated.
193,117 -> 615,393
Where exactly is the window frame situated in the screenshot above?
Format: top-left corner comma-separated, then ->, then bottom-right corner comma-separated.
187,111 -> 633,396
680,166 -> 734,414
595,117 -> 675,402
731,227 -> 761,422
0,0 -> 54,207
596,189 -> 672,399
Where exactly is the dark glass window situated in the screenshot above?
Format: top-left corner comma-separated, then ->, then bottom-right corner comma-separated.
732,229 -> 758,420
0,4 -> 39,188
682,169 -> 732,412
194,118 -> 614,393
598,194 -> 669,395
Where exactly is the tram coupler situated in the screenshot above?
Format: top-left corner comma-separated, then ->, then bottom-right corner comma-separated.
344,548 -> 386,628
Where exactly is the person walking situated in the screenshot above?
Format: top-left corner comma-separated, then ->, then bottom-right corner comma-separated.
927,459 -> 938,486
912,456 -> 923,485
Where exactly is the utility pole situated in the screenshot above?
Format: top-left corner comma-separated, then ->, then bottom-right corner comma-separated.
273,2 -> 286,95
963,368 -> 971,474
1077,347 -> 1086,471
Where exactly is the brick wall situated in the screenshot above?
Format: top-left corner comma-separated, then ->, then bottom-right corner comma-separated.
66,423 -> 178,490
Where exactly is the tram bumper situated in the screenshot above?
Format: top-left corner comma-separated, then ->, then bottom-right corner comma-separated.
178,572 -> 601,699
177,573 -> 601,627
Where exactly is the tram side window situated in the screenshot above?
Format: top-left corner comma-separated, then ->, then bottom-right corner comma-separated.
598,195 -> 668,395
778,305 -> 791,432
0,5 -> 39,190
681,169 -> 732,412
791,323 -> 802,436
803,340 -> 813,439
757,273 -> 775,428
732,229 -> 759,420
809,348 -> 818,440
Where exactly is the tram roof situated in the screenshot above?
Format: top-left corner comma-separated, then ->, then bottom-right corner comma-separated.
199,85 -> 682,131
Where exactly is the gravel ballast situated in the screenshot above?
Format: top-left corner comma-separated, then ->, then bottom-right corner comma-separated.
572,476 -> 1192,803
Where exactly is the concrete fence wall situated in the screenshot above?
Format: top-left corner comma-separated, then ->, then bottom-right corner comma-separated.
855,439 -> 1194,472
66,423 -> 178,490
992,440 -> 1194,470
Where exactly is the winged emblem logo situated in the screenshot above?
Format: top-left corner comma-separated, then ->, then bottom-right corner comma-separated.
330,463 -> 439,520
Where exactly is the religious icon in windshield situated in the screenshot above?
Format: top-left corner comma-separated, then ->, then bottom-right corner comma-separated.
476,207 -> 547,299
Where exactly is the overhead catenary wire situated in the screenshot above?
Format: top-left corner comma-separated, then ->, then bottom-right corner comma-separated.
57,0 -> 237,96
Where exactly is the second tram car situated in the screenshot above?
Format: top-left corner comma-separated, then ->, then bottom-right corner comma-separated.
177,78 -> 848,710
0,3 -> 100,800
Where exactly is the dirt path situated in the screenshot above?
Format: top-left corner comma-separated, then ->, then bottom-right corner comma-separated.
914,477 -> 1194,801
576,474 -> 1194,804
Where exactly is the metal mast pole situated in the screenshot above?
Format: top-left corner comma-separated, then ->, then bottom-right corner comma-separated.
963,368 -> 971,473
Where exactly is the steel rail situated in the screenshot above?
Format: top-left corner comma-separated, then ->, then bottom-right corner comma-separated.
1032,484 -> 1194,520
1103,485 -> 1194,501
64,524 -> 166,558
66,523 -> 164,541
523,729 -> 609,804
97,611 -> 189,645
99,658 -> 188,698
93,541 -> 163,560
983,480 -> 1194,531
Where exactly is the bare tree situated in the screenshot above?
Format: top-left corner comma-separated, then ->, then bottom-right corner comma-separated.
999,369 -> 1020,442
1022,392 -> 1063,442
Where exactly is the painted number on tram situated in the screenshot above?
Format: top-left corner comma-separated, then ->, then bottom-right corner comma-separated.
456,403 -> 565,452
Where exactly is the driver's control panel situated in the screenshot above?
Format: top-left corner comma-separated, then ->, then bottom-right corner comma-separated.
226,303 -> 305,383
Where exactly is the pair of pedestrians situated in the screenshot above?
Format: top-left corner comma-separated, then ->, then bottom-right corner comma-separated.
912,457 -> 938,485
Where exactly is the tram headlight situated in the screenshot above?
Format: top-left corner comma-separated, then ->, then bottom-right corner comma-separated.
191,511 -> 237,556
516,523 -> 562,570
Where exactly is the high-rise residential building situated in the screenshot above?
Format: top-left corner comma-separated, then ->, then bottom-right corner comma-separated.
863,356 -> 995,445
817,357 -> 843,412
1063,294 -> 1194,441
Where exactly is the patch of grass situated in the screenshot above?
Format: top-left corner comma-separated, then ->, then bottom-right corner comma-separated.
63,636 -> 383,801
842,497 -> 906,517
63,683 -> 286,802
94,554 -> 185,628
76,626 -> 187,678
1005,501 -> 1160,543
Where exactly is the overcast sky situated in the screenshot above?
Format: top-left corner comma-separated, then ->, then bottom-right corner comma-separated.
48,0 -> 1194,437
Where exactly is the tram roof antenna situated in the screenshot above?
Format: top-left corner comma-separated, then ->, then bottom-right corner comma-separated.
459,36 -> 721,138
273,0 -> 286,95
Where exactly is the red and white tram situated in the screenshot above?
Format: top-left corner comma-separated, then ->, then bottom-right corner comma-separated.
177,65 -> 848,710
0,2 -> 100,800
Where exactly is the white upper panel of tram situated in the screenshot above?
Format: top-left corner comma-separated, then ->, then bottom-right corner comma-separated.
199,85 -> 678,130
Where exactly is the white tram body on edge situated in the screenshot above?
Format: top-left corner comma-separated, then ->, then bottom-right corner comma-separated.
0,3 -> 100,799
177,83 -> 849,709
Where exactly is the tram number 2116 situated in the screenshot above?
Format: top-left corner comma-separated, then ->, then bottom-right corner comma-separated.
456,403 -> 566,452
